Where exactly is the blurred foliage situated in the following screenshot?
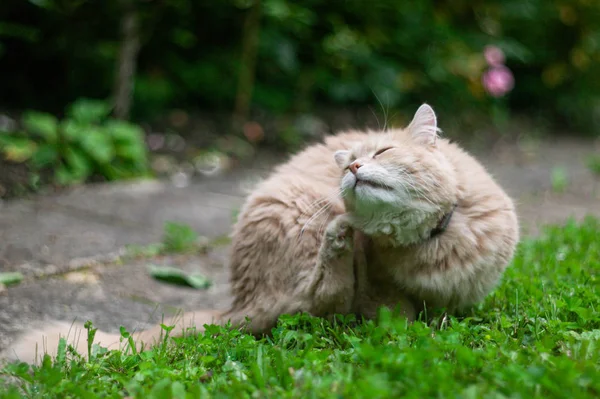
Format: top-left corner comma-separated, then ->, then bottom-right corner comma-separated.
0,98 -> 149,185
162,221 -> 200,254
587,155 -> 600,176
1,0 -> 600,133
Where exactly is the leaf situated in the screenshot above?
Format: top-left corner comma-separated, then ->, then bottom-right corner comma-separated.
54,146 -> 92,185
64,147 -> 92,179
147,265 -> 211,289
21,111 -> 58,142
67,98 -> 112,124
186,274 -> 211,289
0,272 -> 24,286
55,165 -> 79,185
104,120 -> 144,143
31,143 -> 58,168
114,140 -> 147,163
100,161 -> 148,181
0,135 -> 36,162
0,132 -> 20,146
80,128 -> 115,164
163,222 -> 198,253
56,337 -> 66,367
171,382 -> 186,398
60,120 -> 86,142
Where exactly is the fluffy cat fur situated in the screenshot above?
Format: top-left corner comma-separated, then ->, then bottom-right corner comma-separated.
3,104 -> 519,364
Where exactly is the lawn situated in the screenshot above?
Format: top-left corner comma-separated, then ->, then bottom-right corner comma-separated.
1,217 -> 599,398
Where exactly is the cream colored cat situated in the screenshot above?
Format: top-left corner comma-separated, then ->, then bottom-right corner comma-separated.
4,104 -> 519,364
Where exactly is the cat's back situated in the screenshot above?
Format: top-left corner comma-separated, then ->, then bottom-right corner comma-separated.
438,138 -> 517,214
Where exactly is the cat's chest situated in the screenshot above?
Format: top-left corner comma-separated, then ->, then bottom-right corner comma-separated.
363,242 -> 417,283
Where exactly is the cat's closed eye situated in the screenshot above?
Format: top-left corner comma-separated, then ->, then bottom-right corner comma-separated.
373,147 -> 394,157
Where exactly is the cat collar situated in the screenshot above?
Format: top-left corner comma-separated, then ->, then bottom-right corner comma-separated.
429,203 -> 457,239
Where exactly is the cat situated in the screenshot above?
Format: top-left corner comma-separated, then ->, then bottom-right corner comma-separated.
3,104 -> 519,364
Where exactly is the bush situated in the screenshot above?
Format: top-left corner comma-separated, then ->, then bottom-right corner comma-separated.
0,98 -> 149,186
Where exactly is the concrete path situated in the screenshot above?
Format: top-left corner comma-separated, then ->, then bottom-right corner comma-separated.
1,136 -> 599,353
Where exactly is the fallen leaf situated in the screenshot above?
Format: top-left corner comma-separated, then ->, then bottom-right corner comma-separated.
147,265 -> 211,289
0,271 -> 24,286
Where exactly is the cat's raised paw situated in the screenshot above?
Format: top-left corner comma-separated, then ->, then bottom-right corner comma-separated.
325,215 -> 354,253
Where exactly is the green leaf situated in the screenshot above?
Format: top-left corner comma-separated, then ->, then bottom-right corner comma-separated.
65,147 -> 92,179
147,265 -> 211,289
104,120 -> 144,143
60,120 -> 86,142
115,140 -> 148,162
0,132 -> 19,146
186,274 -> 212,289
54,147 -> 93,185
98,163 -> 124,180
0,272 -> 24,286
0,135 -> 36,162
56,337 -> 67,367
31,143 -> 58,168
80,128 -> 115,164
55,164 -> 78,185
171,382 -> 186,398
67,98 -> 112,124
100,161 -> 148,180
21,111 -> 58,142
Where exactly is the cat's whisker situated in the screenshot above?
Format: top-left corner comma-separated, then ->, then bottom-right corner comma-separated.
300,202 -> 334,238
371,88 -> 390,132
302,199 -> 329,215
299,187 -> 349,240
369,106 -> 382,131
399,172 -> 436,206
304,196 -> 332,212
406,171 -> 437,196
316,192 -> 348,238
316,208 -> 333,239
396,170 -> 422,195
302,189 -> 344,215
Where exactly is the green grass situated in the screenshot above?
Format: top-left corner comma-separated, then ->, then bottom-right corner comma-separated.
587,155 -> 600,177
124,221 -> 215,258
551,166 -> 569,193
2,217 -> 600,398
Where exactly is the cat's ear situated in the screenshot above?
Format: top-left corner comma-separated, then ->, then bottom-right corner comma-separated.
334,150 -> 350,168
407,103 -> 440,146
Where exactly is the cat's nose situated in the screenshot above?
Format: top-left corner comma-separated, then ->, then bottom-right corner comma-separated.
349,161 -> 362,174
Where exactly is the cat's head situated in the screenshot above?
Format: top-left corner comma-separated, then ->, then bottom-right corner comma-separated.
333,104 -> 458,242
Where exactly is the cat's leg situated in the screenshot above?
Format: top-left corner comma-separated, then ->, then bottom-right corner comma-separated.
351,235 -> 417,323
221,213 -> 357,335
355,291 -> 416,322
307,213 -> 357,318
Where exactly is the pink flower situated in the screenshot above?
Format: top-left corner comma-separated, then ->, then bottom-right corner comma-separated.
482,65 -> 514,97
484,45 -> 505,67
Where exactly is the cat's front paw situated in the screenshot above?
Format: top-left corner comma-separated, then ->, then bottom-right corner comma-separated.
324,214 -> 354,254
